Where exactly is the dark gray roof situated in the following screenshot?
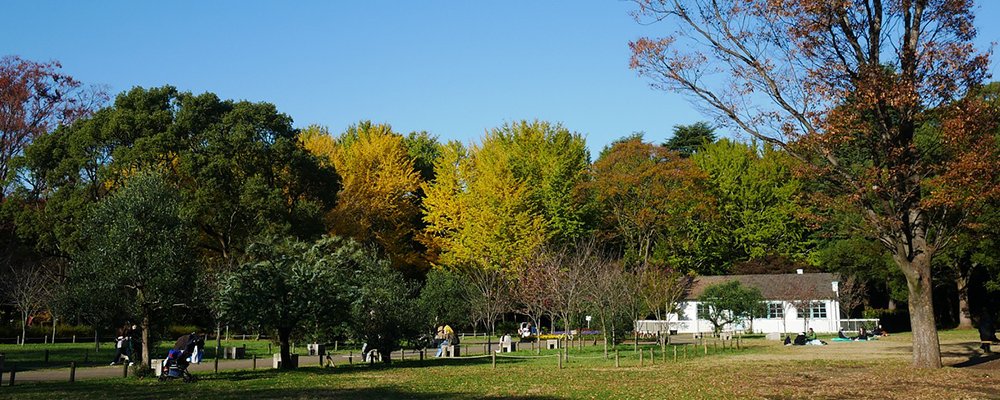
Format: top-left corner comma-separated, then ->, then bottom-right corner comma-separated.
685,273 -> 839,301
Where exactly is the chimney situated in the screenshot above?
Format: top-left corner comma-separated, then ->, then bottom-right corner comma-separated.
796,269 -> 804,275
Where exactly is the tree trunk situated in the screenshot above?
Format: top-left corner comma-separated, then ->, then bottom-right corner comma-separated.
898,255 -> 942,368
956,277 -> 973,330
20,312 -> 27,346
51,315 -> 57,343
278,327 -> 292,370
141,314 -> 151,368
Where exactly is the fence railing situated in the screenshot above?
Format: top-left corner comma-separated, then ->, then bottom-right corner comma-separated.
839,319 -> 878,332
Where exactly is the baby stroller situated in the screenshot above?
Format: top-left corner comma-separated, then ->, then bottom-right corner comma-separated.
159,333 -> 204,383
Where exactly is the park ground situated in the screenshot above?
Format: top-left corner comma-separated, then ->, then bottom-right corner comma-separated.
0,330 -> 997,399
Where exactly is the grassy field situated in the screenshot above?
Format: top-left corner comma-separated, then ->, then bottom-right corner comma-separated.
0,330 -> 997,399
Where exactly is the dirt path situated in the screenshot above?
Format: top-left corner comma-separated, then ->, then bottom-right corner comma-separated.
4,358 -> 269,382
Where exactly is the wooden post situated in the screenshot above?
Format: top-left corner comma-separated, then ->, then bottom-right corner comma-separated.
639,348 -> 644,367
70,361 -> 76,383
649,348 -> 654,365
73,335 -> 76,344
44,335 -> 48,345
334,341 -> 338,352
44,349 -> 49,364
703,338 -> 708,355
349,350 -> 353,365
401,348 -> 405,361
268,343 -> 272,354
558,349 -> 563,369
95,329 -> 100,352
420,348 -> 425,361
8,364 -> 15,386
673,345 -> 677,362
122,362 -> 128,378
491,351 -> 496,369
253,355 -> 257,370
615,349 -> 620,368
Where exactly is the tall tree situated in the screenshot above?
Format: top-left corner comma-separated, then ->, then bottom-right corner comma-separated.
320,121 -> 428,275
663,121 -> 717,157
0,56 -> 104,199
692,139 -> 813,266
630,0 -> 998,367
589,137 -> 714,271
422,120 -> 590,274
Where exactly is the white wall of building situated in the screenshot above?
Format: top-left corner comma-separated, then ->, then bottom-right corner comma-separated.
661,299 -> 840,334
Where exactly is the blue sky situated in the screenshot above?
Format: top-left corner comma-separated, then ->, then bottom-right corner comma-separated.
4,1 -> 998,155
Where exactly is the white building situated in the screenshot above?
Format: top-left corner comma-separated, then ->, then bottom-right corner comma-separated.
655,272 -> 841,334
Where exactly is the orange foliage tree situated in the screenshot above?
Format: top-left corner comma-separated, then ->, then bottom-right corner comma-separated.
630,0 -> 999,367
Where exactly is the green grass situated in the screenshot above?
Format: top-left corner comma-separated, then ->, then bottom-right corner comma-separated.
1,331 -> 995,399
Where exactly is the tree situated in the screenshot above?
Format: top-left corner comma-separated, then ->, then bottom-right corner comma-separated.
583,256 -> 631,357
67,172 -> 196,365
350,251 -> 417,364
462,266 -> 514,350
4,264 -> 51,345
630,0 -> 998,367
638,264 -> 691,347
216,236 -> 360,369
692,139 -> 814,267
14,86 -> 338,269
0,56 -> 104,199
663,122 -> 716,157
321,121 -> 428,276
416,268 -> 471,332
697,281 -> 765,334
422,121 -> 590,274
589,137 -> 714,271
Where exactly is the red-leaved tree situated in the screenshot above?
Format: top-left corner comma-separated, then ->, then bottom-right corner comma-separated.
0,55 -> 105,197
630,0 -> 999,368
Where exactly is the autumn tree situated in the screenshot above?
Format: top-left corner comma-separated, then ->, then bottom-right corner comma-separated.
589,137 -> 715,271
308,121 -> 428,275
422,120 -> 590,274
630,0 -> 998,367
0,56 -> 104,199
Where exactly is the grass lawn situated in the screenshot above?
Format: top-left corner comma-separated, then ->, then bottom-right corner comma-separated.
1,330 -> 997,399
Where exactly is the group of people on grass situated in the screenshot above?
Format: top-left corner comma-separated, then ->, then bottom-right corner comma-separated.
784,325 -> 890,346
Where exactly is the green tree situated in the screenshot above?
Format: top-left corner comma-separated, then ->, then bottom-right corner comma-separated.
215,236 -> 360,369
416,268 -> 471,332
663,122 -> 716,157
698,280 -> 765,334
14,86 -> 338,269
66,172 -> 196,366
692,139 -> 813,267
350,254 -> 417,364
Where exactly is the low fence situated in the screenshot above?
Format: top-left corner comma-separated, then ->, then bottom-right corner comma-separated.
839,319 -> 879,332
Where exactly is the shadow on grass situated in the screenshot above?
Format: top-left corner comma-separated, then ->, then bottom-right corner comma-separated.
3,374 -> 565,400
949,352 -> 1000,368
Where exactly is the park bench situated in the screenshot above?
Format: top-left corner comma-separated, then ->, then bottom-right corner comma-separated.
444,344 -> 460,357
546,339 -> 559,350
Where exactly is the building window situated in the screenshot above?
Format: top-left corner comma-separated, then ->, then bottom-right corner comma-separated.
808,302 -> 827,319
697,303 -> 710,319
766,302 -> 784,319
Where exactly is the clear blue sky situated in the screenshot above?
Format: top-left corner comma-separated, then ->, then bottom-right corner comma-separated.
4,1 -> 999,155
